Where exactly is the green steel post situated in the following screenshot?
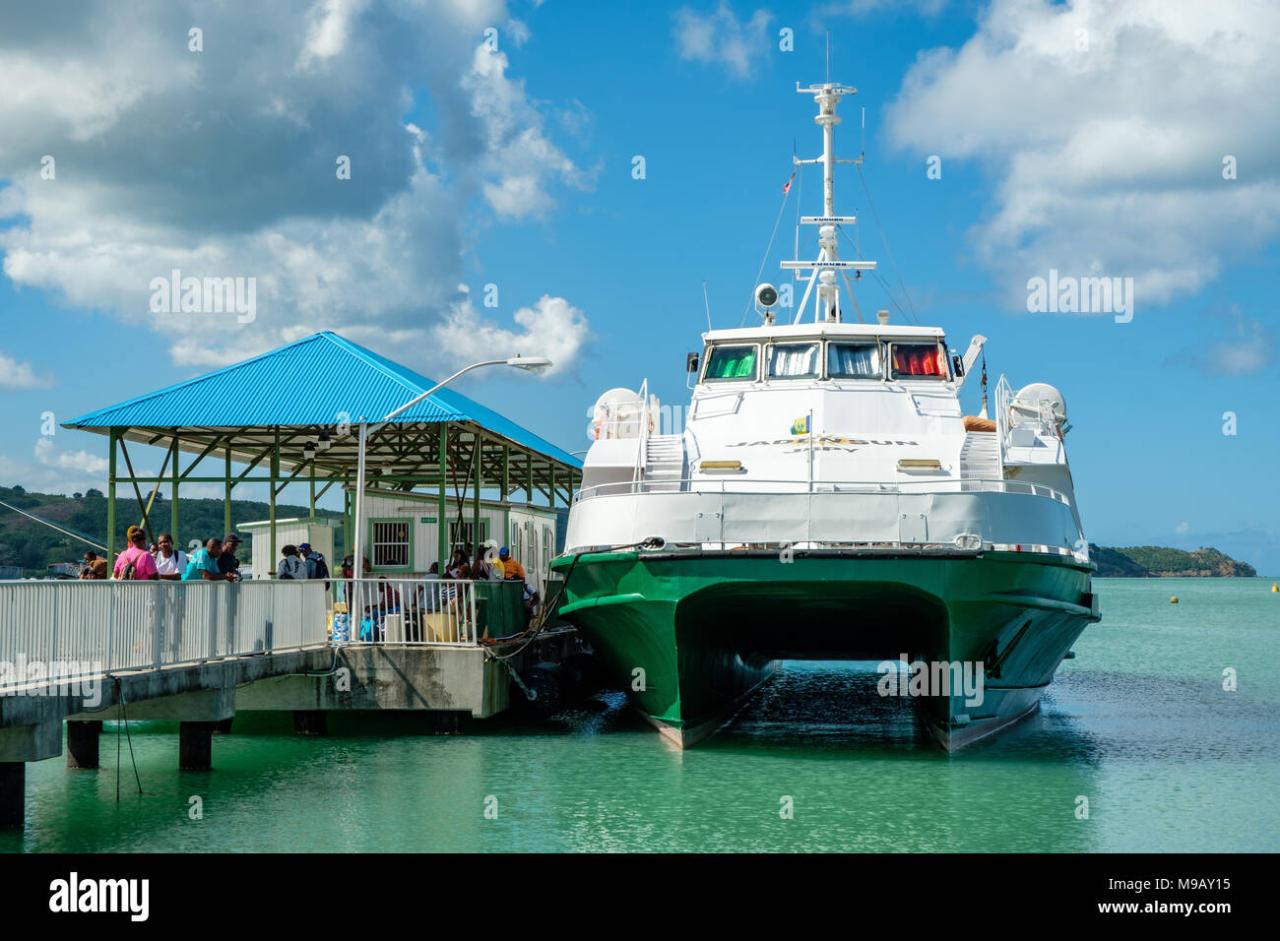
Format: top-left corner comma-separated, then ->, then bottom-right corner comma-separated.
472,434 -> 481,548
437,424 -> 448,568
107,428 -> 118,570
269,429 -> 279,571
170,434 -> 179,546
224,448 -> 232,536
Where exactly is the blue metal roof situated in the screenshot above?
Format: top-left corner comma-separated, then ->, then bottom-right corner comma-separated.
64,331 -> 581,468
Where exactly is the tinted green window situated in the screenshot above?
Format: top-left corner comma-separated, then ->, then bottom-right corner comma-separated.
704,345 -> 758,381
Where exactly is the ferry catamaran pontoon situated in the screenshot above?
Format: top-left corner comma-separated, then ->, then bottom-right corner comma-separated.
549,80 -> 1099,750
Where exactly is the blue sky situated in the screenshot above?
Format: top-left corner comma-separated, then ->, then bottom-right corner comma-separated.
1,1 -> 1277,572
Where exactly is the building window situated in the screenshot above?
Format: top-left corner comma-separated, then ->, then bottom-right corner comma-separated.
369,520 -> 411,570
543,526 -> 553,569
449,520 -> 489,551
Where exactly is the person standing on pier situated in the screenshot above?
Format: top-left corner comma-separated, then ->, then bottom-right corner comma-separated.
300,543 -> 329,581
183,538 -> 234,581
218,533 -> 244,580
497,546 -> 525,583
113,526 -> 159,580
152,532 -> 187,580
276,544 -> 308,580
80,550 -> 107,579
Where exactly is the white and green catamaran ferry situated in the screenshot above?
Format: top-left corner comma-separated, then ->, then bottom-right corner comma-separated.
550,79 -> 1099,750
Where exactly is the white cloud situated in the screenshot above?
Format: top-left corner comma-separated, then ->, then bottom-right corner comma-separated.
464,45 -> 587,219
297,0 -> 372,70
33,437 -> 109,475
823,0 -> 947,16
1175,520 -> 1190,535
673,3 -> 773,80
885,0 -> 1280,310
0,350 -> 50,389
0,454 -> 101,496
1176,304 -> 1276,377
429,295 -> 590,377
0,0 -> 591,373
505,18 -> 532,48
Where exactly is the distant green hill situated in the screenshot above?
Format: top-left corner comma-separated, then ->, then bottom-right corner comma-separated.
0,484 -> 343,575
1089,544 -> 1257,577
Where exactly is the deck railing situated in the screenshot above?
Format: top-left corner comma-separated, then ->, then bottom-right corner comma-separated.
572,476 -> 1072,506
335,577 -> 482,646
0,580 -> 329,693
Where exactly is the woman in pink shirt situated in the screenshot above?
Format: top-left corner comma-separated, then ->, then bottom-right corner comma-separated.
114,526 -> 159,580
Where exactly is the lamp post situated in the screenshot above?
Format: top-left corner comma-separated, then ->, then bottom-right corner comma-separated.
349,356 -> 552,619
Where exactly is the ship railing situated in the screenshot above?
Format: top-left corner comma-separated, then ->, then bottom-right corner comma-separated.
0,579 -> 329,693
635,376 -> 650,482
336,576 -> 480,646
572,477 -> 1073,507
994,373 -> 1014,457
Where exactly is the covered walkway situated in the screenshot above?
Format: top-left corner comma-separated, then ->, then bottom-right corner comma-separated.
63,330 -> 582,573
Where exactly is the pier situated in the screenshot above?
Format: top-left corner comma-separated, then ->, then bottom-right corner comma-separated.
0,576 -> 576,827
1,330 -> 586,829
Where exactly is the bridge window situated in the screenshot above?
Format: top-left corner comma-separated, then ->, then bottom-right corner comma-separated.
370,520 -> 411,569
827,342 -> 881,379
767,343 -> 820,379
890,342 -> 948,380
703,344 -> 758,382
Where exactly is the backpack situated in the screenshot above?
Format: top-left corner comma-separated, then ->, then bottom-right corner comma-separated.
310,554 -> 330,580
118,547 -> 141,580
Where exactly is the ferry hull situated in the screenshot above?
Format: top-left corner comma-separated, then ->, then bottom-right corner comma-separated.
551,550 -> 1099,750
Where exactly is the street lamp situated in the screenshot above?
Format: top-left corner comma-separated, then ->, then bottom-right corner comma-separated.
349,356 -> 552,608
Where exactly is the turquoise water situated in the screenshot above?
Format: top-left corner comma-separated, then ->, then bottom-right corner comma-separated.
4,577 -> 1278,853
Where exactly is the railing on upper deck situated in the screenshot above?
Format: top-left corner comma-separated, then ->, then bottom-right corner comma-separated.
994,373 -> 1014,460
572,476 -> 1073,505
564,476 -> 1086,561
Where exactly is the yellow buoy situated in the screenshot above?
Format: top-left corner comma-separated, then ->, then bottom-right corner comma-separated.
1272,583 -> 1278,593
1169,596 -> 1179,605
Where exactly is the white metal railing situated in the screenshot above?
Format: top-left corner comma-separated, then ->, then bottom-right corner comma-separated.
572,476 -> 1072,506
563,476 -> 1087,560
0,580 -> 329,693
335,577 -> 479,646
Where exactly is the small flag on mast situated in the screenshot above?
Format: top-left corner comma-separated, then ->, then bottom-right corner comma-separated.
782,171 -> 796,194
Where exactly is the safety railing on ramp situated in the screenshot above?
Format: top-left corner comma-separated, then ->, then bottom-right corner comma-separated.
0,580 -> 330,692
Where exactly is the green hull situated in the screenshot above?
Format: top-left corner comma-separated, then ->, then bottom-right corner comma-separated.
550,550 -> 1100,749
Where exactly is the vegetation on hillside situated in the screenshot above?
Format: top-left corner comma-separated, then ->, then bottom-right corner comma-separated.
1090,543 -> 1257,578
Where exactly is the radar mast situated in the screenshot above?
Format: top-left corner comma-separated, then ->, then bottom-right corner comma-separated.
782,82 -> 877,324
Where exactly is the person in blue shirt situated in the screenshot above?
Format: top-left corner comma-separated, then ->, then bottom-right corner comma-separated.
183,538 -> 234,581
299,542 -> 329,580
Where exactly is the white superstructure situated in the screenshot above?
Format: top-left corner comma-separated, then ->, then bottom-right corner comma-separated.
565,82 -> 1088,563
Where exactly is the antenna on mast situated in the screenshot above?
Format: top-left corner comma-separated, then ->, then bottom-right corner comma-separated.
702,281 -> 713,331
784,80 -> 878,323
